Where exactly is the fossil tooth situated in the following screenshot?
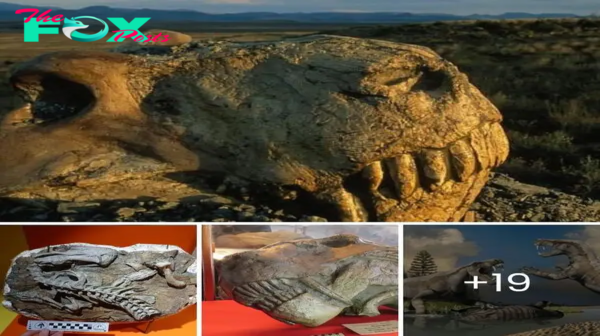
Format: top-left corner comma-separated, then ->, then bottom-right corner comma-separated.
126,269 -> 158,282
420,149 -> 448,189
482,123 -> 498,169
449,139 -> 477,181
469,127 -> 491,169
384,154 -> 418,199
361,161 -> 384,192
145,261 -> 187,289
490,122 -> 510,166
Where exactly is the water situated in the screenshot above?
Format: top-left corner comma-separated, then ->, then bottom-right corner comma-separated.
404,308 -> 600,336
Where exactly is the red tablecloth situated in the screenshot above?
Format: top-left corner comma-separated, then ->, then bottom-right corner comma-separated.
202,300 -> 398,336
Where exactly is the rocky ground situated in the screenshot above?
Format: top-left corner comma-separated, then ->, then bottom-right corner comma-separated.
472,174 -> 600,222
1,173 -> 598,222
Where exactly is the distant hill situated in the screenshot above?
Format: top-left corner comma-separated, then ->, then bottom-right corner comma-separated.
0,2 -> 584,23
0,1 -> 57,11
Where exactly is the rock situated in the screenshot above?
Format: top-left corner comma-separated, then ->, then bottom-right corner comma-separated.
3,243 -> 196,322
472,174 -> 600,222
116,207 -> 137,218
300,215 -> 328,222
57,202 -> 101,214
0,35 -> 508,222
157,202 -> 179,211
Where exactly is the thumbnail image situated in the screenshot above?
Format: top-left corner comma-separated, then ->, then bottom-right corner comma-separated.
404,225 -> 600,336
202,224 -> 399,336
0,225 -> 197,335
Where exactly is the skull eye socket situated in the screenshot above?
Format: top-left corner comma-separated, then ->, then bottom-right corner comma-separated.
412,66 -> 448,96
9,72 -> 94,127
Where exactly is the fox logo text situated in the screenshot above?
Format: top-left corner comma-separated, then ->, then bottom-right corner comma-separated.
16,8 -> 170,43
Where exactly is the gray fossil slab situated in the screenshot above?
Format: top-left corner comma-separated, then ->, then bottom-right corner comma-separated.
2,243 -> 196,322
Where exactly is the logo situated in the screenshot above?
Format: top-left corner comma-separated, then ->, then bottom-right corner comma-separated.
16,8 -> 170,43
62,16 -> 108,42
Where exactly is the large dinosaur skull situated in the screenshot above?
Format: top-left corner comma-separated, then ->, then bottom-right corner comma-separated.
0,35 -> 509,221
218,234 -> 398,326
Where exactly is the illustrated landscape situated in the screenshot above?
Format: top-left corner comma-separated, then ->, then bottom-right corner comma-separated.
0,2 -> 598,223
405,225 -> 600,335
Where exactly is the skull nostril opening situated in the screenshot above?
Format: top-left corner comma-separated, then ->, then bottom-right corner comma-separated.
10,73 -> 95,125
412,66 -> 448,97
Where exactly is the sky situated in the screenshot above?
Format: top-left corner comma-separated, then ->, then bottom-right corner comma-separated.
9,0 -> 600,15
405,225 -> 600,305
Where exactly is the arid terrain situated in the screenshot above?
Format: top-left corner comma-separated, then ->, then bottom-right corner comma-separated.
1,19 -> 599,221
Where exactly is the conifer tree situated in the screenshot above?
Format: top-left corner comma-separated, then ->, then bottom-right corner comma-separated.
408,250 -> 438,277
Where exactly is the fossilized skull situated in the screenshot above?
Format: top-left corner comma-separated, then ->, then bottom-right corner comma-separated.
218,234 -> 398,326
0,35 -> 509,221
3,243 -> 196,322
465,258 -> 504,283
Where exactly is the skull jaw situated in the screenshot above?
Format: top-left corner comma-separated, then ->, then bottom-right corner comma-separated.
376,169 -> 490,221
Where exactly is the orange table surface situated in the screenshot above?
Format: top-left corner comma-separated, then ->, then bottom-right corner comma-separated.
20,225 -> 196,252
1,305 -> 197,336
202,300 -> 398,336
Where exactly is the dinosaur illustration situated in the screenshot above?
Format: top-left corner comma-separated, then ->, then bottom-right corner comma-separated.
504,321 -> 600,336
503,238 -> 600,336
521,238 -> 600,293
451,301 -> 564,325
404,259 -> 504,314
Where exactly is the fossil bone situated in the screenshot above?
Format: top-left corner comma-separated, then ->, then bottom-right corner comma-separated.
2,243 -> 196,322
144,260 -> 187,289
0,35 -> 509,221
218,234 -> 398,327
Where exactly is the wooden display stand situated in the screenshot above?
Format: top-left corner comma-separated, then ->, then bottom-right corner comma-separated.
0,225 -> 197,336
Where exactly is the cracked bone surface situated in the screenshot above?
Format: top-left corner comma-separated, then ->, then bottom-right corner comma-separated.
217,234 -> 398,327
2,243 -> 196,322
0,34 -> 509,221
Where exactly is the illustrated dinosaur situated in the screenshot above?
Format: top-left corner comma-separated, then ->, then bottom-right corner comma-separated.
452,301 -> 564,326
504,321 -> 600,336
503,238 -> 600,336
521,238 -> 600,293
404,259 -> 504,314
